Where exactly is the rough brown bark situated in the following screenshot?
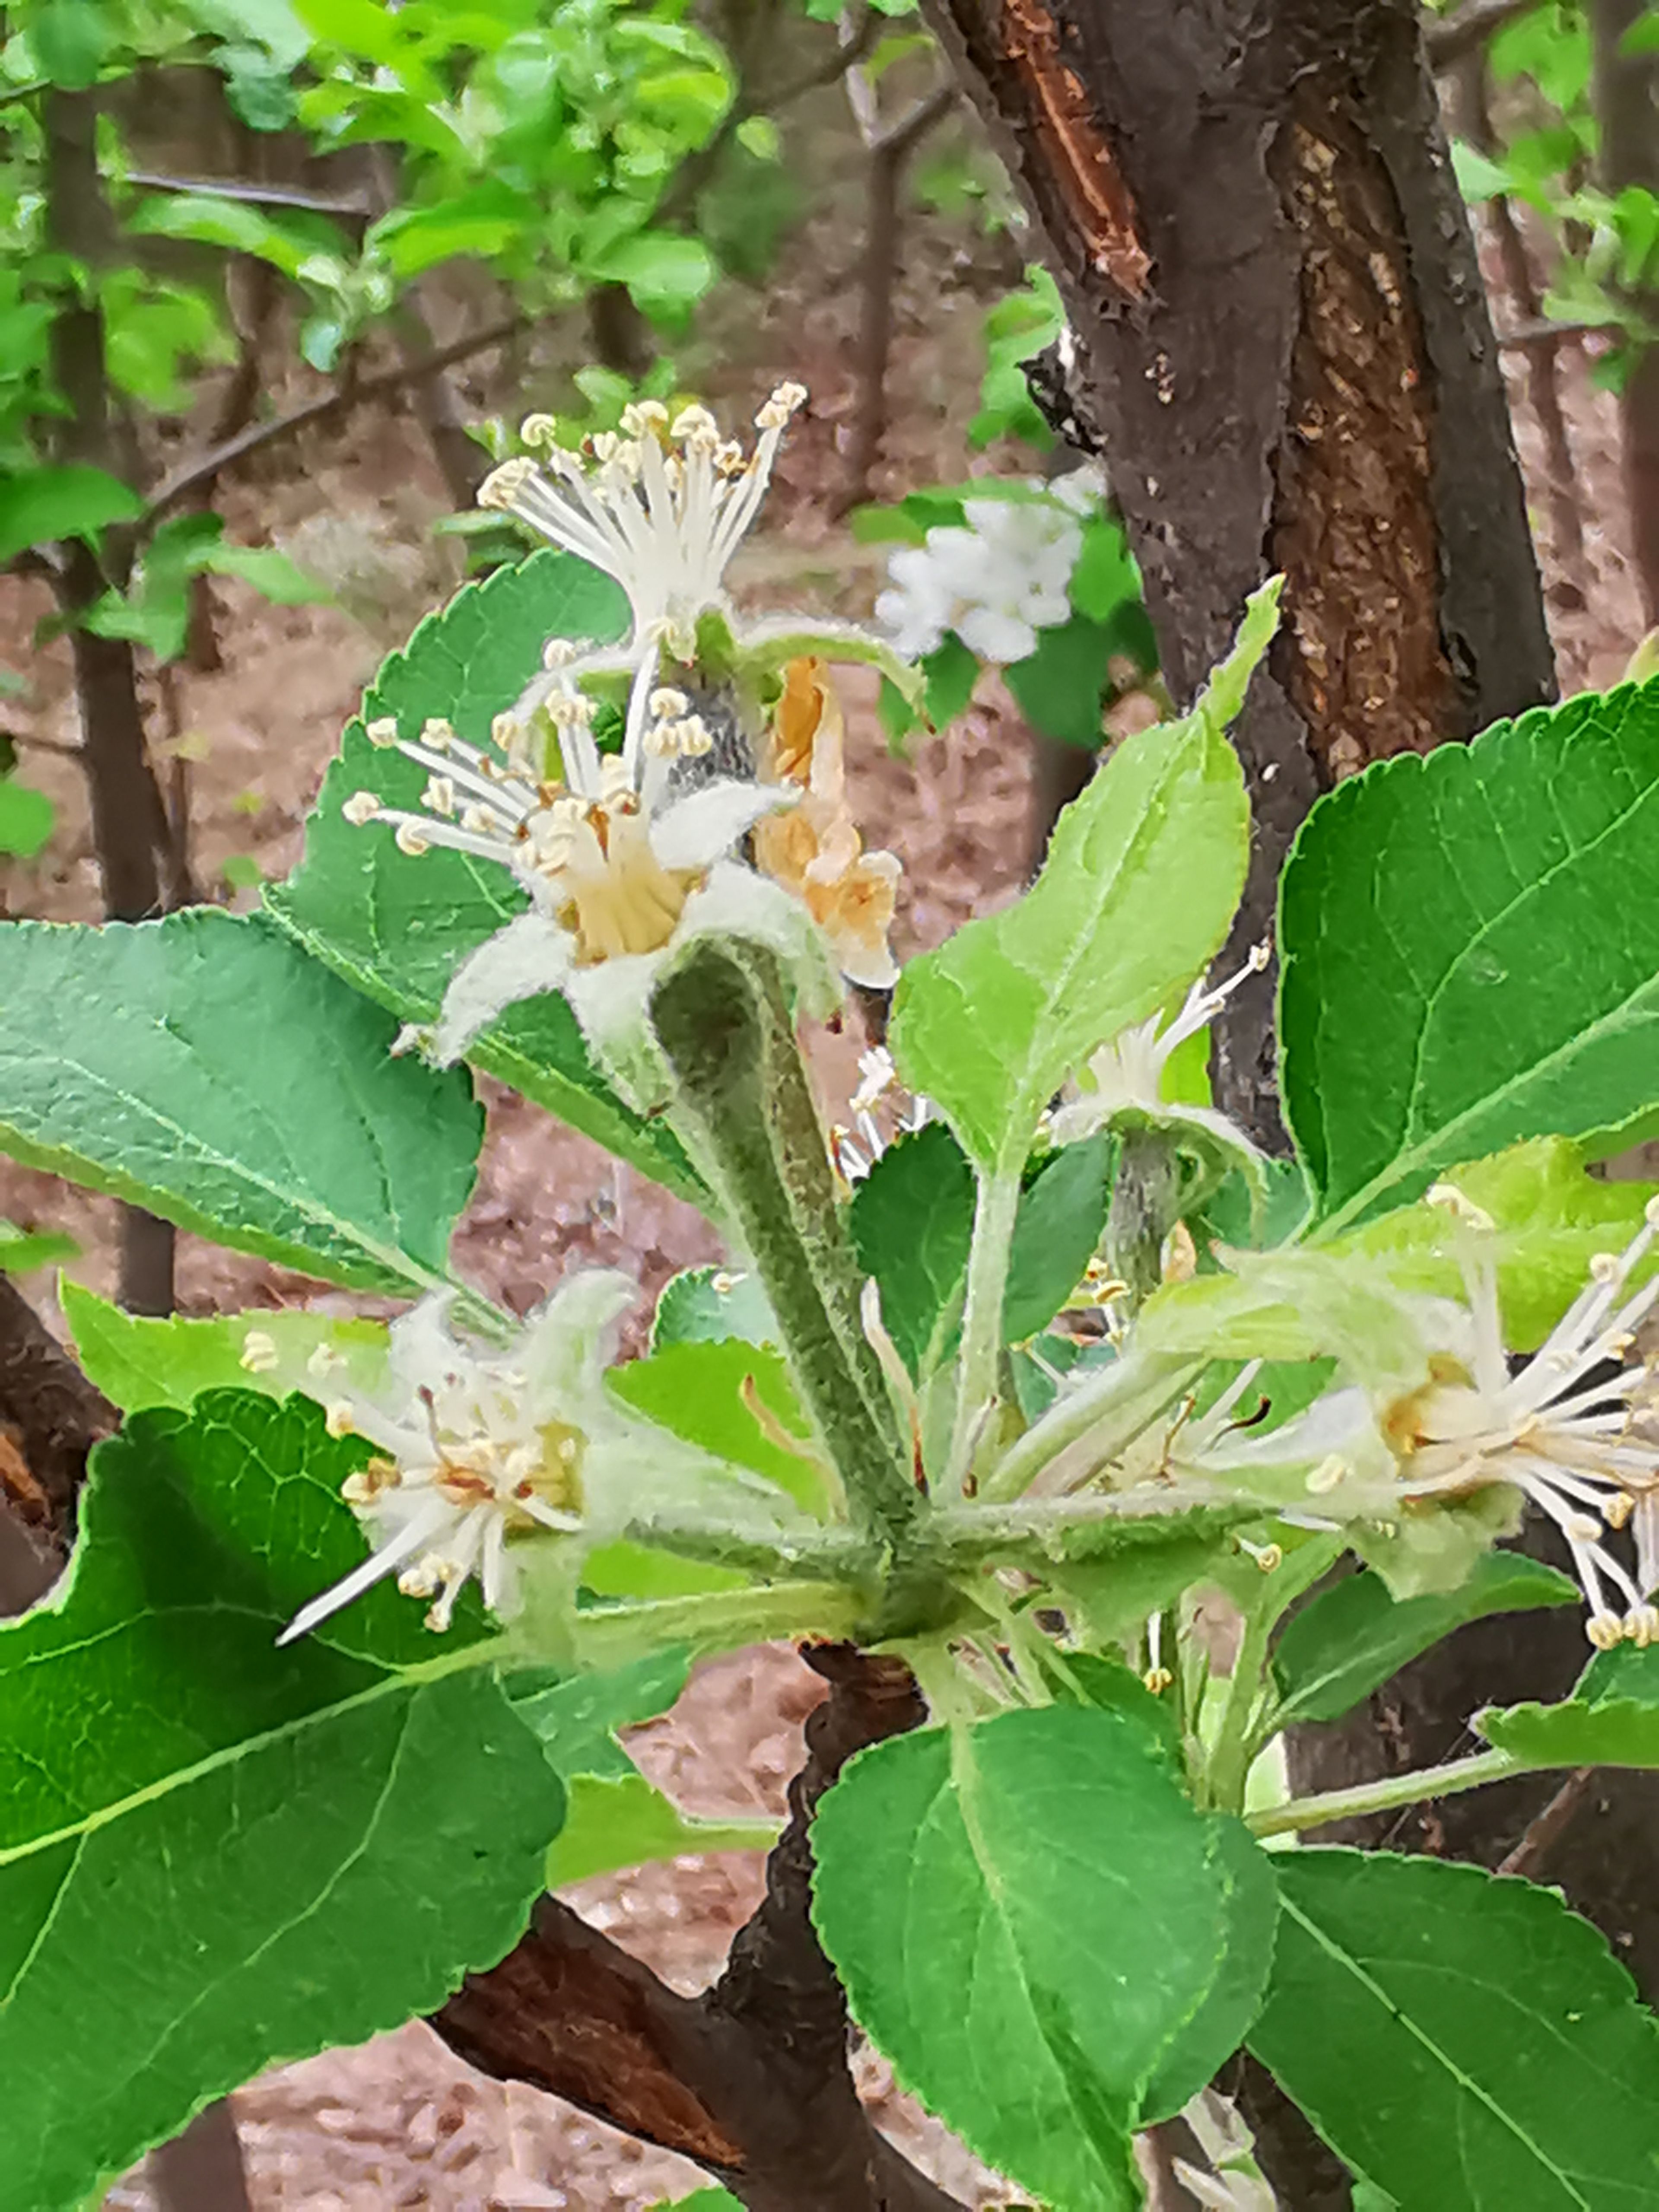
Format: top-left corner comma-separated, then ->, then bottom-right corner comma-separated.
1592,0 -> 1659,624
435,1645 -> 968,2212
920,0 -> 1554,1140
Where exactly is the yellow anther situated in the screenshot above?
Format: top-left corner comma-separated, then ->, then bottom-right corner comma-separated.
342,790 -> 380,827
239,1330 -> 278,1374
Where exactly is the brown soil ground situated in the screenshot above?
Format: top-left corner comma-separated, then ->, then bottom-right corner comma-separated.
0,83 -> 1647,2212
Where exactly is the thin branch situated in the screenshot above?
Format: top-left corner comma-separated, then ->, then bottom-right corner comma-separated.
1497,1767 -> 1595,1879
123,170 -> 373,221
657,6 -> 882,226
143,316 -> 523,522
1249,1748 -> 1522,1839
435,1646 -> 969,2212
1498,315 -> 1605,348
1426,0 -> 1537,68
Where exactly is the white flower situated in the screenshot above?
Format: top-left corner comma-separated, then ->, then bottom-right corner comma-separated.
830,1045 -> 933,1185
1383,1201 -> 1659,1648
343,694 -> 817,1070
1048,945 -> 1270,1163
873,483 -> 1091,665
1179,1203 -> 1659,1646
478,388 -> 807,666
278,1273 -> 795,1643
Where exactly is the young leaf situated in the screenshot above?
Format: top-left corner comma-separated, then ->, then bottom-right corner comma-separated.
1281,680 -> 1659,1231
607,1339 -> 830,1516
0,1223 -> 76,1274
0,777 -> 54,858
60,1281 -> 387,1414
890,585 -> 1271,1171
1248,1851 -> 1659,2208
1333,1136 -> 1659,1351
264,552 -> 702,1202
1004,1134 -> 1113,1343
1272,1554 -> 1580,1726
849,1123 -> 975,1376
811,1705 -> 1279,2210
0,910 -> 481,1298
547,1772 -> 777,1885
0,464 -> 141,563
0,1392 -> 562,2212
509,1647 -> 693,1783
1478,1695 -> 1659,1767
650,1265 -> 776,1350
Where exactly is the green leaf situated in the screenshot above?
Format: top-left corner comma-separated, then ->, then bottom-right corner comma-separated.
1334,1137 -> 1659,1353
850,1123 -> 974,1377
0,465 -> 141,565
649,2192 -> 744,2212
125,192 -> 318,277
0,909 -> 481,1298
1004,1135 -> 1113,1342
546,1772 -> 777,1885
589,231 -> 716,313
60,1281 -> 387,1414
891,583 -> 1272,1171
0,1391 -> 562,2212
607,1339 -> 830,1516
1248,1850 -> 1659,2209
264,553 -> 701,1202
1272,1553 -> 1580,1726
29,0 -> 109,86
202,542 -> 330,603
0,1223 -> 77,1274
509,1649 -> 691,1782
650,1265 -> 775,1349
1478,1692 -> 1659,1767
812,1705 -> 1279,2209
1004,611 -> 1115,748
1282,681 -> 1659,1232
0,778 -> 54,858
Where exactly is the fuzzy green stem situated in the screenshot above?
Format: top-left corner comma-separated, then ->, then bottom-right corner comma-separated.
946,1163 -> 1023,1498
650,938 -> 921,1564
1248,1748 -> 1525,1840
569,1579 -> 866,1669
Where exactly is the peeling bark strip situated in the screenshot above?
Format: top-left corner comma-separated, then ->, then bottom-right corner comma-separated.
435,1646 -> 968,2212
922,0 -> 1555,1135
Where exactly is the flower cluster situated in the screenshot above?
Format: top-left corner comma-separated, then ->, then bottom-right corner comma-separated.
341,387 -> 906,1068
1179,1200 -> 1659,1646
276,1273 -> 802,1643
874,471 -> 1101,665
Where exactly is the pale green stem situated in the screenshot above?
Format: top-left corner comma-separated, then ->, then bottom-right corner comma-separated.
1206,1604 -> 1275,1813
1247,1748 -> 1525,1840
981,1346 -> 1204,1503
568,1579 -> 864,1669
947,1163 -> 1023,1499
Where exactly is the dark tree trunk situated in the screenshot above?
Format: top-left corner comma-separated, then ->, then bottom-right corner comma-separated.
919,0 -> 1554,1139
915,8 -> 1609,2204
1591,0 -> 1659,625
41,86 -> 179,1317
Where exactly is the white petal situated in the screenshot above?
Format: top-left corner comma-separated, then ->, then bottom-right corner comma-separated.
651,779 -> 795,870
957,605 -> 1039,664
275,1495 -> 455,1645
385,1290 -> 465,1402
430,911 -> 575,1065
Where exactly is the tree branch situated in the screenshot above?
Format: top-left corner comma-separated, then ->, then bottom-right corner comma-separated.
1425,0 -> 1537,69
143,316 -> 524,523
434,1644 -> 968,2212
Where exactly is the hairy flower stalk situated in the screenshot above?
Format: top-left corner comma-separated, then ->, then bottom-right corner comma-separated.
277,1274 -> 807,1643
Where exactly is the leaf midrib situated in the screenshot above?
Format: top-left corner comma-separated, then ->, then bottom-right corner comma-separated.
0,1635 -> 488,1875
0,1047 -> 449,1297
1278,1891 -> 1589,2207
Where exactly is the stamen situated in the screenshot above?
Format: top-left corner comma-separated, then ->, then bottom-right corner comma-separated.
365,715 -> 399,747
343,790 -> 380,827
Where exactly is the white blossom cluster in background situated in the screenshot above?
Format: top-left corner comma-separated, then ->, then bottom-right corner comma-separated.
874,466 -> 1104,665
